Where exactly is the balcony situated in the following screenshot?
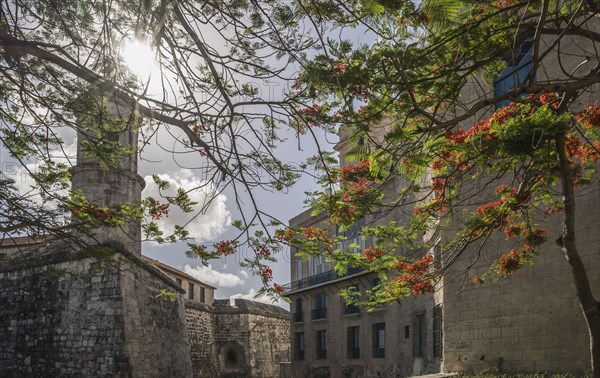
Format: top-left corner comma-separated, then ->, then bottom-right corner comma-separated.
343,304 -> 360,315
283,266 -> 365,293
312,307 -> 327,320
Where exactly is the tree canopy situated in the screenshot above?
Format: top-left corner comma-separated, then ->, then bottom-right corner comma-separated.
1,1 -> 600,370
280,0 -> 600,373
0,0 -> 326,251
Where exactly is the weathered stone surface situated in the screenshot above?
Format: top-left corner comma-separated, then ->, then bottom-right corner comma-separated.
186,299 -> 290,378
0,244 -> 193,378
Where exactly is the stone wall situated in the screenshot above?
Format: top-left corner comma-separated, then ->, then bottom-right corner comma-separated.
185,302 -> 219,378
441,183 -> 600,373
246,312 -> 290,377
119,258 -> 194,377
185,298 -> 290,378
0,242 -> 194,377
0,257 -> 126,377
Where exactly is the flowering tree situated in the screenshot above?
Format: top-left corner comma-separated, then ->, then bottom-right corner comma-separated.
280,0 -> 600,374
0,0 -> 341,289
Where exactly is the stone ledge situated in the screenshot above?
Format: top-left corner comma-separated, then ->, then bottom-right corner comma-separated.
212,299 -> 290,319
0,239 -> 184,294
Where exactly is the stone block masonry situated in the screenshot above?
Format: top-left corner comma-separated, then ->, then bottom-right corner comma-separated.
185,298 -> 290,378
0,241 -> 193,378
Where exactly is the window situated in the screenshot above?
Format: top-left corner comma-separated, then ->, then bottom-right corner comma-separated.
414,312 -> 426,357
316,330 -> 327,359
372,323 -> 385,358
294,297 -> 304,322
175,278 -> 182,286
404,325 -> 410,339
295,332 -> 305,360
493,39 -> 534,109
343,285 -> 360,315
433,305 -> 443,358
295,257 -> 303,280
347,326 -> 360,359
188,282 -> 195,300
337,218 -> 366,253
312,292 -> 327,320
308,254 -> 332,277
200,287 -> 206,303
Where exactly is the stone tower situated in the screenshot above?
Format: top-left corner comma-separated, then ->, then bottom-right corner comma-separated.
0,90 -> 194,377
70,92 -> 145,255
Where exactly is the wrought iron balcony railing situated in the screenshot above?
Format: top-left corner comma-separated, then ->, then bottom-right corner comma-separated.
283,266 -> 365,293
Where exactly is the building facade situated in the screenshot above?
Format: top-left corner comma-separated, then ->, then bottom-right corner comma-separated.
285,24 -> 600,376
153,260 -> 292,378
285,119 -> 443,377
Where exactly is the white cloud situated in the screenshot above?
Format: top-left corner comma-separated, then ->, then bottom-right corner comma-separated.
229,288 -> 274,305
184,264 -> 244,287
239,270 -> 249,279
142,169 -> 231,242
7,139 -> 77,204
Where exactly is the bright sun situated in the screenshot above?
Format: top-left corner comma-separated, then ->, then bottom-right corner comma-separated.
120,39 -> 158,80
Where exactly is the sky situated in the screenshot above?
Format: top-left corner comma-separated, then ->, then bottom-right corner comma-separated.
122,18 -> 376,309
0,8 -> 378,310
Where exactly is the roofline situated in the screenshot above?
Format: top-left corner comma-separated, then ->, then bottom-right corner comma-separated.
0,236 -> 46,249
145,258 -> 217,289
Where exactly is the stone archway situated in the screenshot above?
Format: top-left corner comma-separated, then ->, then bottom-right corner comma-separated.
219,341 -> 247,377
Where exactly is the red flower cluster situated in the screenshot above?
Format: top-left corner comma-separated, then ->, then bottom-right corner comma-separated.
396,254 -> 434,274
445,120 -> 491,146
332,159 -> 377,225
341,177 -> 372,202
259,266 -> 273,280
477,187 -> 530,218
340,160 -> 371,182
292,75 -> 304,93
191,124 -> 205,133
431,177 -> 447,194
149,201 -> 169,221
331,202 -> 358,226
476,200 -> 503,217
254,245 -> 271,259
214,240 -> 239,256
495,0 -> 513,10
524,228 -> 548,249
504,224 -> 524,238
73,202 -> 112,224
303,226 -> 327,239
303,227 -> 333,250
363,247 -> 384,262
497,249 -> 523,275
576,104 -> 600,129
334,63 -> 347,75
539,92 -> 559,109
273,283 -> 285,294
565,132 -> 600,163
297,104 -> 323,131
490,103 -> 518,124
410,280 -> 435,295
275,228 -> 295,242
394,254 -> 435,295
